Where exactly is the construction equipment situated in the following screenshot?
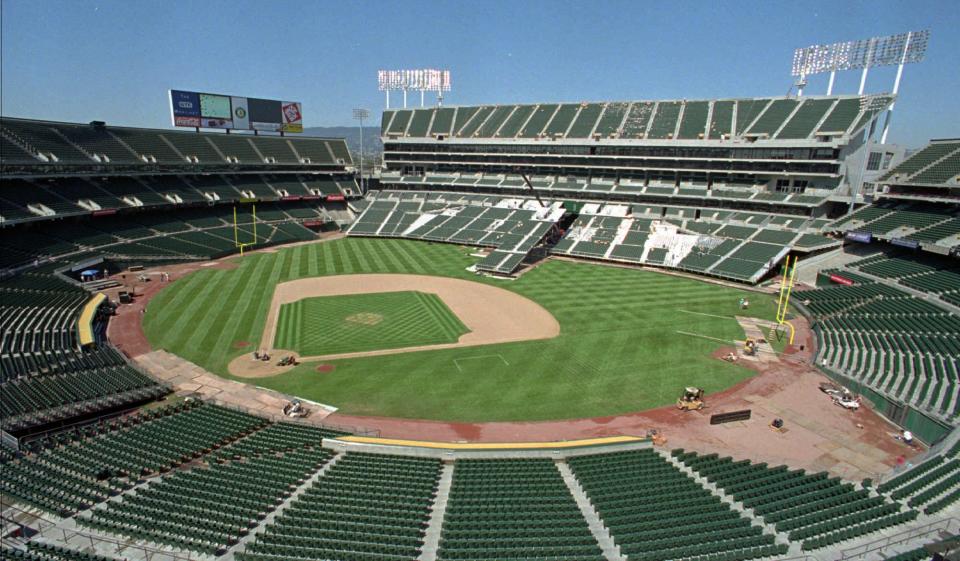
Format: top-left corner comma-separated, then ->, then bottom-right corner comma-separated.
744,338 -> 758,356
282,399 -> 309,418
677,387 -> 705,411
520,174 -> 547,208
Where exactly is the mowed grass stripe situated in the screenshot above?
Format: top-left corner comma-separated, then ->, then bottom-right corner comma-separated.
189,256 -> 266,353
147,238 -> 782,421
154,266 -> 241,352
277,300 -> 301,350
144,268 -> 212,335
416,291 -> 469,340
228,249 -> 295,366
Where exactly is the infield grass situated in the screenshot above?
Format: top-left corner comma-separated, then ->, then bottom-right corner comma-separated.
273,291 -> 469,356
144,237 -> 782,422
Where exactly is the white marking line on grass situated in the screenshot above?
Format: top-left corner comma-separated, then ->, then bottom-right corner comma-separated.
678,309 -> 736,320
675,330 -> 734,344
453,354 -> 510,372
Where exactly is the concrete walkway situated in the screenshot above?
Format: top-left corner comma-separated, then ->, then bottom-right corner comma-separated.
136,350 -> 337,422
418,462 -> 455,561
556,461 -> 625,561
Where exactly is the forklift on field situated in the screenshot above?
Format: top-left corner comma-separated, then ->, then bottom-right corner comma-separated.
677,387 -> 705,411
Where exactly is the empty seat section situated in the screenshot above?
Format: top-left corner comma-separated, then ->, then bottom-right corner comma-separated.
55,124 -> 139,163
569,449 -> 780,561
438,458 -> 603,561
676,450 -> 916,551
241,452 -> 441,561
160,133 -> 223,163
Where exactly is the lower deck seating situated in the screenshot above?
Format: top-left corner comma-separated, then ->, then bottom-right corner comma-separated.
82,445 -> 335,555
877,453 -> 960,515
675,450 -> 916,551
240,452 -> 441,561
568,449 -> 782,561
349,192 -> 558,276
438,458 -> 603,561
0,202 -> 326,271
0,401 -> 265,515
0,269 -> 167,432
551,211 -> 792,284
800,275 -> 960,423
829,201 -> 960,250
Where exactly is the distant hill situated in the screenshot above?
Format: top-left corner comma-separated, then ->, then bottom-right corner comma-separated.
302,126 -> 383,158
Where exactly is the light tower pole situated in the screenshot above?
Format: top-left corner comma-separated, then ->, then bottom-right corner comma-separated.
353,108 -> 370,193
790,30 -> 928,145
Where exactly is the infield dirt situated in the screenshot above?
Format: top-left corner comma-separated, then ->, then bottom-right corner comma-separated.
228,273 -> 560,378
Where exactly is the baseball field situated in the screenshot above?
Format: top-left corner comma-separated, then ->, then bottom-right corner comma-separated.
143,237 -> 782,421
273,291 -> 469,356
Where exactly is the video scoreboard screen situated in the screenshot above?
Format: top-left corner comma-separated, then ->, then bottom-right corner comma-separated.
169,90 -> 302,133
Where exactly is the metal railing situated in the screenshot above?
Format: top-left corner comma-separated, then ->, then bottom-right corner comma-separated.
0,428 -> 19,452
1,501 -> 193,561
38,525 -> 194,561
839,517 -> 959,560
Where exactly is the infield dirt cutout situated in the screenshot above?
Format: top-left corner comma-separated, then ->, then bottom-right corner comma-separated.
229,274 -> 559,378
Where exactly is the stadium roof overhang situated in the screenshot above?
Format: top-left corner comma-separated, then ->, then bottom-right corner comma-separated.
382,136 -> 850,150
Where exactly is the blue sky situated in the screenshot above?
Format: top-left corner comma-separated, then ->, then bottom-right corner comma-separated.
2,0 -> 957,148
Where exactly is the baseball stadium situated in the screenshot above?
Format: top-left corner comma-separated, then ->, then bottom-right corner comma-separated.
1,11 -> 959,561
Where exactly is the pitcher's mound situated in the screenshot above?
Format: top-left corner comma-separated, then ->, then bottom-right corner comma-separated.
316,364 -> 336,373
345,312 -> 383,326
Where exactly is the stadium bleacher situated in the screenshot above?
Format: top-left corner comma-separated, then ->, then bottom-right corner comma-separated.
239,452 -> 442,561
382,94 -> 889,142
675,449 -> 917,551
0,267 -> 167,432
348,191 -> 562,275
438,458 -> 604,561
881,139 -> 960,185
799,259 -> 960,424
0,117 -> 351,169
568,449 -> 784,560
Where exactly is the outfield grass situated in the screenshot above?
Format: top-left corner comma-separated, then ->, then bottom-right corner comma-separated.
274,291 -> 469,356
143,238 -> 781,422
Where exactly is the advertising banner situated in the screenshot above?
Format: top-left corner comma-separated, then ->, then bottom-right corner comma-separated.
281,101 -> 303,133
845,231 -> 872,243
169,89 -> 302,133
829,274 -> 854,286
891,237 -> 920,249
200,117 -> 233,129
231,96 -> 250,130
170,90 -> 201,127
252,122 -> 282,132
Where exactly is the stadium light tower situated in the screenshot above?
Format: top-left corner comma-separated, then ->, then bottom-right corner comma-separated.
791,30 -> 929,142
353,108 -> 369,192
378,69 -> 451,108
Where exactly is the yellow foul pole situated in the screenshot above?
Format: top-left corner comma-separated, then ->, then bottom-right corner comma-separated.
776,256 -> 798,345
